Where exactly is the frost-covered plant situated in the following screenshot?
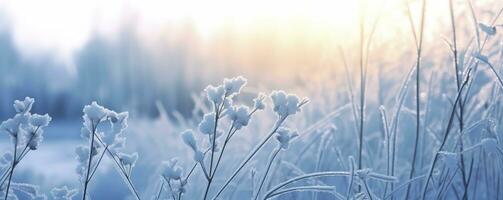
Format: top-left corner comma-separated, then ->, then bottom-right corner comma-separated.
76,102 -> 141,200
0,97 -> 51,200
160,76 -> 308,200
156,158 -> 187,200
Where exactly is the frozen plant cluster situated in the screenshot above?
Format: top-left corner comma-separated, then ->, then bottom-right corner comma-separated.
75,102 -> 141,200
0,97 -> 51,200
154,76 -> 310,200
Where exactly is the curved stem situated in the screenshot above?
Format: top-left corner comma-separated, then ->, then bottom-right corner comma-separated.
264,186 -> 336,200
264,171 -> 351,199
211,116 -> 287,200
254,148 -> 281,200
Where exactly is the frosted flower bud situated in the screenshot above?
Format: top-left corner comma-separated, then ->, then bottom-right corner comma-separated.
205,85 -> 225,105
83,102 -> 107,122
13,97 -> 34,114
118,152 -> 139,168
51,186 -> 78,200
161,158 -> 183,180
28,130 -> 44,150
479,23 -> 496,35
271,91 -> 287,115
227,106 -> 251,130
198,113 -> 216,135
0,114 -> 29,137
0,118 -> 20,136
253,93 -> 266,110
285,95 -> 301,115
181,130 -> 199,152
270,91 -> 304,118
223,76 -> 247,96
30,114 -> 52,127
275,127 -> 299,149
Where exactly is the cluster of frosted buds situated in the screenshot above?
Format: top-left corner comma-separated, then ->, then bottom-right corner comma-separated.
198,113 -> 216,135
197,76 -> 259,151
204,76 -> 247,106
227,105 -> 251,130
161,158 -> 183,180
181,130 -> 204,162
77,102 -> 136,181
0,97 -> 52,150
118,152 -> 139,169
275,127 -> 299,150
270,91 -> 308,119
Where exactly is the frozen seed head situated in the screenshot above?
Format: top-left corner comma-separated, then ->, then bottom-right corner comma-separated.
181,129 -> 198,152
0,113 -> 30,138
30,114 -> 52,127
83,102 -> 107,122
13,97 -> 34,114
275,127 -> 299,150
181,130 -> 205,162
205,85 -> 226,105
198,112 -> 216,135
223,76 -> 247,96
118,152 -> 139,168
51,186 -> 78,200
227,105 -> 251,130
161,158 -> 183,180
270,91 -> 307,118
27,129 -> 44,150
253,93 -> 267,110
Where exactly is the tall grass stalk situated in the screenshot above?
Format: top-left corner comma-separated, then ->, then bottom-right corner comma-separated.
448,0 -> 470,198
405,0 -> 426,198
357,1 -> 366,192
421,68 -> 472,200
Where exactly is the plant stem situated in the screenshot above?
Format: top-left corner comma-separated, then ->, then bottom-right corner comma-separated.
82,122 -> 97,200
357,0 -> 366,181
3,136 -> 17,200
421,68 -> 472,200
211,116 -> 287,200
405,0 -> 426,198
254,148 -> 281,200
94,135 -> 142,200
